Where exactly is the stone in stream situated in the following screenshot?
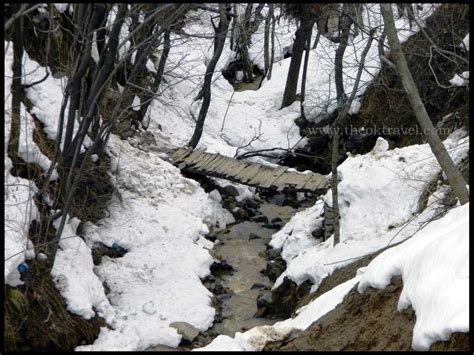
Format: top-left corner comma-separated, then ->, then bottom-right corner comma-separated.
251,215 -> 269,223
265,256 -> 287,282
256,291 -> 273,309
271,217 -> 283,223
266,247 -> 282,260
245,198 -> 260,209
251,282 -> 267,290
223,185 -> 240,197
244,207 -> 258,217
232,208 -> 249,220
170,322 -> 200,345
249,233 -> 261,240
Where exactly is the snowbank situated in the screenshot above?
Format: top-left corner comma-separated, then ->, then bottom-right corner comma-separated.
358,202 -> 469,350
4,41 -> 40,286
76,135 -> 234,350
272,132 -> 469,292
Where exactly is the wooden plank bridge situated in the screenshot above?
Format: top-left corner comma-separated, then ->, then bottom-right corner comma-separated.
171,148 -> 329,192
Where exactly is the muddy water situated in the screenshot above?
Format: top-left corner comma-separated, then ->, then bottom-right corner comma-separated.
211,203 -> 296,336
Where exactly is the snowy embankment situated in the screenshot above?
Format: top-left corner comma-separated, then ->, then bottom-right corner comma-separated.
196,132 -> 469,351
6,39 -> 235,350
4,41 -> 40,287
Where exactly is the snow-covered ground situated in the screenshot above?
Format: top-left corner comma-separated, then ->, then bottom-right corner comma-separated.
196,132 -> 469,351
4,3 -> 468,352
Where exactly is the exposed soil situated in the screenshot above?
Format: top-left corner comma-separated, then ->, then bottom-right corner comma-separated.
264,276 -> 470,352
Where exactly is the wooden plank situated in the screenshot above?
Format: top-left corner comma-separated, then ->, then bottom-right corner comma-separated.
178,149 -> 205,169
272,171 -> 301,189
184,149 -> 206,166
194,153 -> 217,171
248,167 -> 275,187
172,148 -> 192,163
198,153 -> 222,171
237,164 -> 262,184
215,156 -> 236,175
222,160 -> 247,179
301,174 -> 326,191
229,160 -> 251,177
265,166 -> 288,188
207,155 -> 228,172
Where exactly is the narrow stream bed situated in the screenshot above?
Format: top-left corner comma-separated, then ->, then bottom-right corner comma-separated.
149,196 -> 303,351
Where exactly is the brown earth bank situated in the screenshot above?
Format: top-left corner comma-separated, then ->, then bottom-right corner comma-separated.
264,275 -> 470,351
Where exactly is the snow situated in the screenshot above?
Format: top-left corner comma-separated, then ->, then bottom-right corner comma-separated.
4,41 -> 40,287
76,135 -> 234,350
461,33 -> 469,51
51,215 -> 115,323
18,103 -> 58,180
272,132 -> 469,292
449,71 -> 469,87
359,202 -> 469,351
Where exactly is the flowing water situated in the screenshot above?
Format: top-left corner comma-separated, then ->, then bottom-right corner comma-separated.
210,203 -> 297,336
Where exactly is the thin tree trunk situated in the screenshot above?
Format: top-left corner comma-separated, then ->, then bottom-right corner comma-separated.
300,27 -> 314,119
334,5 -> 353,106
312,24 -> 321,49
239,3 -> 254,83
137,28 -> 171,125
8,3 -> 24,163
188,5 -> 230,149
263,6 -> 270,75
381,4 -> 468,205
331,31 -> 375,246
267,4 -> 275,80
281,5 -> 315,109
230,3 -> 237,51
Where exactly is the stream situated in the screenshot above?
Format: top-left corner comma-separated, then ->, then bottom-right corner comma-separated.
148,193 -> 305,351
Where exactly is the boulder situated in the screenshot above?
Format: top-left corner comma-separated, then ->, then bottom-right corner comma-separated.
170,322 -> 200,345
223,185 -> 240,197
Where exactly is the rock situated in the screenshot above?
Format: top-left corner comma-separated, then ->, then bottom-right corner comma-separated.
210,261 -> 234,275
269,194 -> 285,206
204,234 -> 217,242
251,282 -> 267,290
249,233 -> 261,240
170,322 -> 200,345
251,215 -> 269,223
256,291 -> 273,309
223,185 -> 240,197
265,256 -> 286,282
271,217 -> 283,223
266,247 -> 282,260
311,227 -> 324,240
245,207 -> 258,217
232,208 -> 249,220
245,198 -> 260,209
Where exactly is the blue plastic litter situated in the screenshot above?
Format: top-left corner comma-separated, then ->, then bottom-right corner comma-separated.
18,263 -> 30,273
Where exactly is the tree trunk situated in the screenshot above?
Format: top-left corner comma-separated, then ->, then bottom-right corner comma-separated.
334,5 -> 353,106
188,5 -> 230,149
267,4 -> 275,80
137,28 -> 171,125
8,3 -> 24,163
281,5 -> 315,109
300,27 -> 315,118
381,4 -> 468,205
331,31 -> 375,246
263,5 -> 270,76
238,3 -> 254,83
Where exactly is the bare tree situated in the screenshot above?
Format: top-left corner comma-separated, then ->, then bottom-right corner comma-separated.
7,3 -> 24,164
380,3 -> 468,205
334,4 -> 354,107
331,30 -> 375,246
281,4 -> 317,108
188,4 -> 230,149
